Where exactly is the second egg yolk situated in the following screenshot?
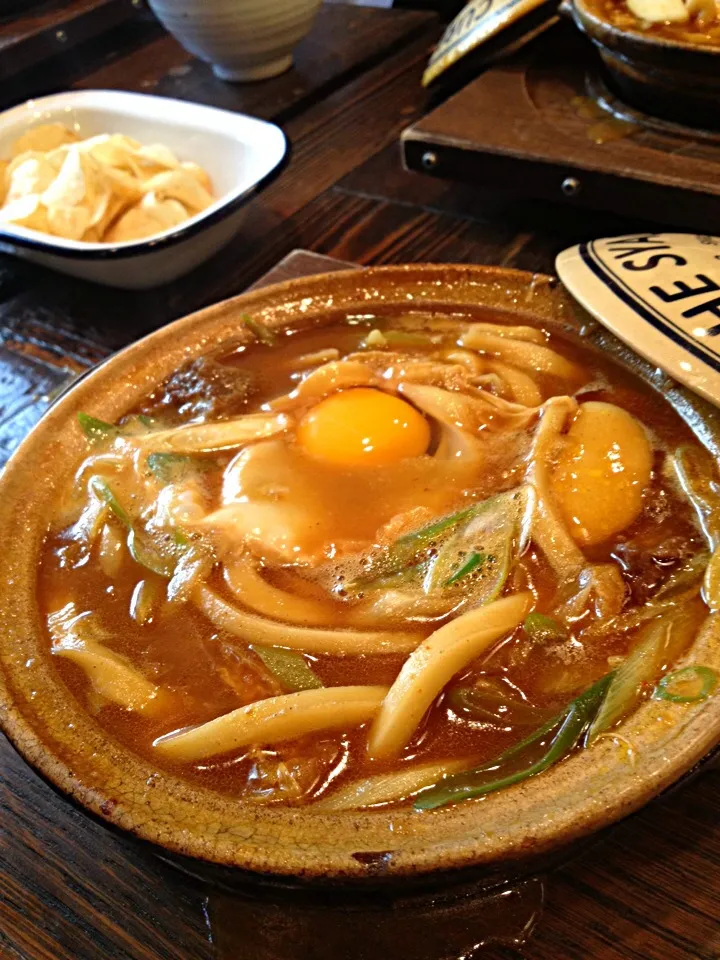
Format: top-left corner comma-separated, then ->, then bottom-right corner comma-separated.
297,388 -> 430,467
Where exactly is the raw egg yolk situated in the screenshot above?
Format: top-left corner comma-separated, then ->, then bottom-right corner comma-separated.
297,388 -> 430,467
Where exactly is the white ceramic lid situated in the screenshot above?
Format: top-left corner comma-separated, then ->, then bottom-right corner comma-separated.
556,233 -> 720,408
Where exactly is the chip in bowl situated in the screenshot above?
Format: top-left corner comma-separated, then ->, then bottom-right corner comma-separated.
0,123 -> 214,244
10,121 -> 79,157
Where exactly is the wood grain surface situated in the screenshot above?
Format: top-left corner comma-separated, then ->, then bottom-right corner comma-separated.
75,3 -> 433,123
0,0 -> 145,81
0,4 -> 718,959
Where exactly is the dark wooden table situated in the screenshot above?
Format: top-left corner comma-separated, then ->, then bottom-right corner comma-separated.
0,4 -> 718,959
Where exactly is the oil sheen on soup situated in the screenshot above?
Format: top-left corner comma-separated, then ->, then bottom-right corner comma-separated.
40,306 -> 720,812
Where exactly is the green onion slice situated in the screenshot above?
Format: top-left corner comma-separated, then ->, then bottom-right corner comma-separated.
415,673 -> 613,811
78,412 -> 119,444
90,477 -> 176,578
352,487 -> 532,606
90,476 -> 131,527
251,646 -> 323,692
147,451 -> 215,484
445,551 -> 487,587
653,666 -> 718,704
349,560 -> 429,594
242,314 -> 276,346
78,411 -> 161,445
523,612 -> 568,644
348,506 -> 477,589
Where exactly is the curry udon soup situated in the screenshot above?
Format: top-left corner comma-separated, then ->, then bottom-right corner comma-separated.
42,309 -> 720,812
592,0 -> 720,46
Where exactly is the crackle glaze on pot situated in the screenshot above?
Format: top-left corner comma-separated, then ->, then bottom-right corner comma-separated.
1,264 -> 719,882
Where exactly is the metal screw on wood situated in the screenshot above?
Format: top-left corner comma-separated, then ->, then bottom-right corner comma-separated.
561,176 -> 581,197
55,29 -> 67,43
421,151 -> 438,171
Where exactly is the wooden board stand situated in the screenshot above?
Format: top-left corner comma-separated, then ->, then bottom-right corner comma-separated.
402,24 -> 720,232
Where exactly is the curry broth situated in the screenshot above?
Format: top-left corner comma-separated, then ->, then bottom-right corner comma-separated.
39,308 -> 707,807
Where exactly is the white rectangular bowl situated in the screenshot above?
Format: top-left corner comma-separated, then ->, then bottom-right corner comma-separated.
0,90 -> 288,289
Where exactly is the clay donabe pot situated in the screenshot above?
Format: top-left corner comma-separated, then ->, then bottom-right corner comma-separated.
563,0 -> 720,131
1,264 -> 719,884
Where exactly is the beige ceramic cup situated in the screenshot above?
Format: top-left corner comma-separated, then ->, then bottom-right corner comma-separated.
148,0 -> 322,81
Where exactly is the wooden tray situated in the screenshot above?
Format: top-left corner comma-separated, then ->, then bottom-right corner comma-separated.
402,24 -> 720,232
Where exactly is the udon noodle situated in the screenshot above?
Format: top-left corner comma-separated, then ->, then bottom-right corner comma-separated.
41,308 -> 719,810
